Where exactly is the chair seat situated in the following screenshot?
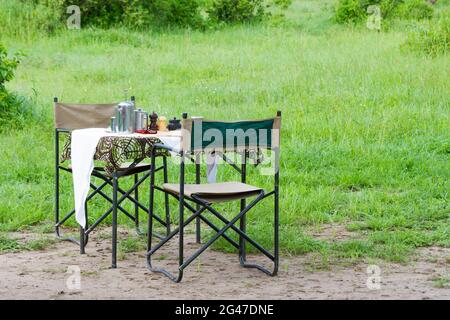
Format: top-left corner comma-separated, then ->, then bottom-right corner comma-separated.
163,182 -> 263,203
66,162 -> 151,177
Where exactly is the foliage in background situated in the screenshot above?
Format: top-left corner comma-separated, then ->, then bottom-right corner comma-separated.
204,0 -> 291,24
404,8 -> 449,55
334,0 -> 435,24
0,45 -> 20,92
146,0 -> 205,28
33,0 -> 205,29
18,0 -> 292,30
0,0 -> 60,38
396,0 -> 434,19
0,44 -> 32,129
206,0 -> 266,24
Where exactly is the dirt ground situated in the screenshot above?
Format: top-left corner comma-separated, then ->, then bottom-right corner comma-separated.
0,229 -> 449,300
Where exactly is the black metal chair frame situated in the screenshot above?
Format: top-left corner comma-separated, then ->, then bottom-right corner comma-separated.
146,112 -> 280,282
54,97 -> 171,268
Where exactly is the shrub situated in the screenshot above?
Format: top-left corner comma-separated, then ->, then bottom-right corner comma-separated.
27,0 -> 205,29
335,0 -> 366,24
378,0 -> 405,19
404,11 -> 449,56
335,0 -> 402,24
0,45 -> 20,92
206,0 -> 266,24
334,0 -> 435,24
206,0 -> 292,24
0,44 -> 32,129
11,0 -> 292,31
396,0 -> 434,20
146,0 -> 204,28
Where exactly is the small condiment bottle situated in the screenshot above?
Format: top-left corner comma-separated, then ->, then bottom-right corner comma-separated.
157,116 -> 168,131
149,111 -> 158,130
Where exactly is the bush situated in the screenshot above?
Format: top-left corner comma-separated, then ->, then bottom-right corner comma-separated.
206,0 -> 266,24
206,0 -> 292,24
146,0 -> 204,28
378,0 -> 404,19
334,0 -> 402,24
334,0 -> 435,24
404,11 -> 449,56
0,45 -> 20,92
396,0 -> 434,20
28,0 -> 205,29
335,0 -> 366,23
8,0 -> 292,32
0,44 -> 33,129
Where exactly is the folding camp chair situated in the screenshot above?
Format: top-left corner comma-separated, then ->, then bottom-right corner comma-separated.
147,111 -> 281,282
54,97 -> 171,268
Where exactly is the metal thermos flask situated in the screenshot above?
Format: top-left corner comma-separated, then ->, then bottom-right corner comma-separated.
134,109 -> 148,131
116,101 -> 135,133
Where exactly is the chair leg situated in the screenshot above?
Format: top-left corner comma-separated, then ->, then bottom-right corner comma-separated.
273,173 -> 279,276
241,191 -> 279,276
79,226 -> 85,254
238,206 -> 246,263
147,154 -> 184,283
239,151 -> 247,262
195,156 -> 201,244
238,189 -> 279,276
147,182 -> 154,253
134,173 -> 144,235
163,156 -> 171,236
99,172 -> 169,229
134,174 -> 139,226
177,174 -> 185,283
179,193 -> 265,272
55,129 -> 60,237
147,153 -> 156,252
56,175 -> 112,246
55,169 -> 60,237
111,173 -> 118,269
196,194 -> 278,276
148,191 -> 272,282
80,201 -> 88,254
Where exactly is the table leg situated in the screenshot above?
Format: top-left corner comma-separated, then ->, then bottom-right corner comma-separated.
112,173 -> 118,269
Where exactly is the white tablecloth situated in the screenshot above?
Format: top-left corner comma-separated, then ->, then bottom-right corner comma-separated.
70,128 -> 217,227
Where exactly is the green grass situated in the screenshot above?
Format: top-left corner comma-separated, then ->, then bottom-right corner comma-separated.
0,236 -> 23,253
0,0 -> 448,264
120,235 -> 146,254
431,276 -> 450,289
118,235 -> 146,260
0,234 -> 56,253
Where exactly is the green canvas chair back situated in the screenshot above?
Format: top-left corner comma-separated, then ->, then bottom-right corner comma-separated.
181,114 -> 281,154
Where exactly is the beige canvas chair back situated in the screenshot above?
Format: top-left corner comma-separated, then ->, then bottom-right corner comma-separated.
54,102 -> 117,130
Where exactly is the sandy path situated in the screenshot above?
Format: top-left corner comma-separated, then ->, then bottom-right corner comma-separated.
0,230 -> 448,300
